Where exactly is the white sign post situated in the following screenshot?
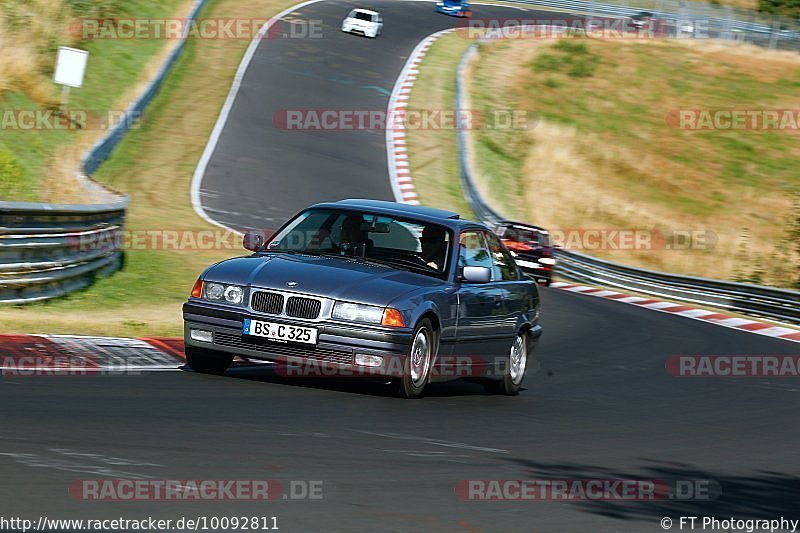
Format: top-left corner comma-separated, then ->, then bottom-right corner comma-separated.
53,46 -> 89,113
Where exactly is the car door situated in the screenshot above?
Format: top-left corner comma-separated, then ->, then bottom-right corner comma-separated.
485,232 -> 529,347
454,231 -> 506,365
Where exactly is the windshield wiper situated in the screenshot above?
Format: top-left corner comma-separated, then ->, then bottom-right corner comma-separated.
268,249 -> 434,274
263,248 -> 309,255
368,256 -> 438,274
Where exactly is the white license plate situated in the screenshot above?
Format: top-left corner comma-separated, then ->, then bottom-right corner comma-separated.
242,318 -> 318,345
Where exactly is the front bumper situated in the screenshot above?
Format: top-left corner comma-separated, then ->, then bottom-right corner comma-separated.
183,301 -> 412,377
342,24 -> 377,36
514,258 -> 553,278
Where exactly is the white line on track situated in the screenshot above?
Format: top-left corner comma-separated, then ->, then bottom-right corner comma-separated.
189,0 -> 325,233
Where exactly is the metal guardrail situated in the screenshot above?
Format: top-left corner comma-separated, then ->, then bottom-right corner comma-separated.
0,200 -> 127,303
0,0 -> 210,304
455,42 -> 800,324
507,0 -> 800,51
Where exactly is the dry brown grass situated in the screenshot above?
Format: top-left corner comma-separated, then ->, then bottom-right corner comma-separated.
0,0 -> 74,105
467,36 -> 800,286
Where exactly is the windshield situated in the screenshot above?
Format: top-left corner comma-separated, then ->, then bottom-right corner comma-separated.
267,209 -> 453,277
351,10 -> 374,21
500,226 -> 549,246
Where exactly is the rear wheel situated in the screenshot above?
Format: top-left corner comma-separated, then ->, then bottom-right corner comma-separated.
399,319 -> 435,399
185,346 -> 232,375
484,331 -> 527,395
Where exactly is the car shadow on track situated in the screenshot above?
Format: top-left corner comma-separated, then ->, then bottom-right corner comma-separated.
501,458 -> 800,520
183,361 -> 523,398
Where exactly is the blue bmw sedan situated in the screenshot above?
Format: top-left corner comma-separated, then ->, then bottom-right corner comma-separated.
183,199 -> 542,398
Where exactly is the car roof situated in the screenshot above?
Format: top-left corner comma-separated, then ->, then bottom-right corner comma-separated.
498,220 -> 549,233
309,199 -> 485,230
351,8 -> 379,15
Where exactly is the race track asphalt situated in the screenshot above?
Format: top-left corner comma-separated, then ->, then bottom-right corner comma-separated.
1,2 -> 798,532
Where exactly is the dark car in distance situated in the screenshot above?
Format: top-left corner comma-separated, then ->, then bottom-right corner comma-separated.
629,11 -> 654,30
495,221 -> 556,286
183,199 -> 542,398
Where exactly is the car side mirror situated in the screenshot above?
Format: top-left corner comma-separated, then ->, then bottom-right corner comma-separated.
243,232 -> 264,252
462,266 -> 491,283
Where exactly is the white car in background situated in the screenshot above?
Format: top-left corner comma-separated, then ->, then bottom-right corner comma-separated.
342,8 -> 383,38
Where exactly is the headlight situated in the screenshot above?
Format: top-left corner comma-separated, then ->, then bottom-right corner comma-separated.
204,282 -> 245,305
205,282 -> 225,300
224,285 -> 244,304
539,257 -> 556,265
332,302 -> 384,324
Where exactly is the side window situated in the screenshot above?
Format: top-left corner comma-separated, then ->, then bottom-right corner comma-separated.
458,231 -> 493,271
485,232 -> 519,281
539,231 -> 551,247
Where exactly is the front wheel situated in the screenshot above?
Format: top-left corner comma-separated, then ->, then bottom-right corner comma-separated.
485,331 -> 527,395
399,319 -> 435,398
185,346 -> 233,375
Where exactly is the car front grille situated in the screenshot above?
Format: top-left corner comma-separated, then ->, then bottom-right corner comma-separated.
285,297 -> 322,319
251,291 -> 284,314
214,332 -> 353,365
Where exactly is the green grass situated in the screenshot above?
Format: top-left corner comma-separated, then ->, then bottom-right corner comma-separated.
0,8 -> 224,335
0,0 -> 187,201
403,32 -> 476,219
0,0 -> 300,336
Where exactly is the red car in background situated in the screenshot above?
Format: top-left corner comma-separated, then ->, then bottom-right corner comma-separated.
496,221 -> 556,286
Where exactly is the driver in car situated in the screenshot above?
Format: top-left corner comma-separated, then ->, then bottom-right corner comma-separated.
339,214 -> 371,256
420,225 -> 447,270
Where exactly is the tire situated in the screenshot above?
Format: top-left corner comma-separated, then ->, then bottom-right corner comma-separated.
484,331 -> 528,396
399,319 -> 435,399
185,346 -> 233,375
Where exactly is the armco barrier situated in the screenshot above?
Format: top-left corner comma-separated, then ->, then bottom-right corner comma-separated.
0,199 -> 127,303
0,0 -> 209,304
454,41 -> 800,324
508,0 -> 800,51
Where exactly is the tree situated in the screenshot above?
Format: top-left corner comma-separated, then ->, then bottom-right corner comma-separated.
759,0 -> 800,21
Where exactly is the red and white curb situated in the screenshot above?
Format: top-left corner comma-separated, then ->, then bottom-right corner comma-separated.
0,334 -> 185,372
550,282 -> 800,344
386,28 -> 456,206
